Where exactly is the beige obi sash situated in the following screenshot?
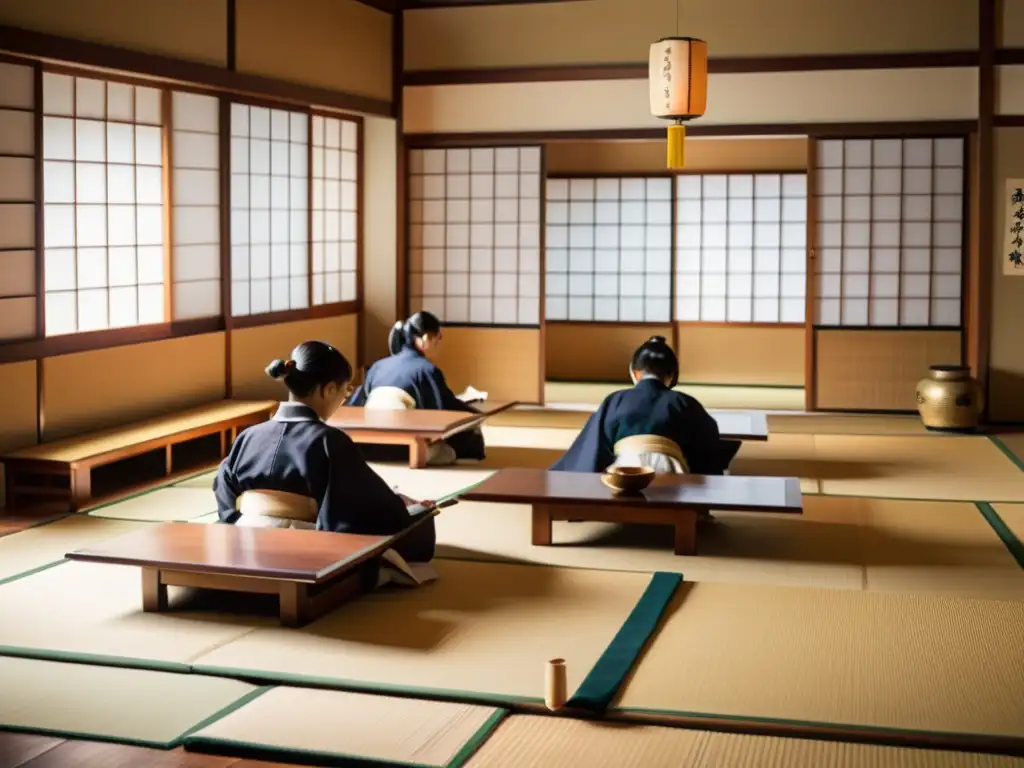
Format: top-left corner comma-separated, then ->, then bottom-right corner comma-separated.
365,386 -> 416,411
237,489 -> 318,529
613,434 -> 689,472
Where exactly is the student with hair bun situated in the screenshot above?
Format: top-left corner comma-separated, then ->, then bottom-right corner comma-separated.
346,311 -> 485,465
213,340 -> 436,563
551,336 -> 739,477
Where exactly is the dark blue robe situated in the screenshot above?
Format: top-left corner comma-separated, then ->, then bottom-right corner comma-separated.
214,402 -> 435,562
347,346 -> 485,460
551,378 -> 739,475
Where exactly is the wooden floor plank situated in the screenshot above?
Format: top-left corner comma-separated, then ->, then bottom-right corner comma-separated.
0,732 -> 65,767
4,736 -> 311,768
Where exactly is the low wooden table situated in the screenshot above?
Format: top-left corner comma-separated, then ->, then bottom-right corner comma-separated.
1,400 -> 277,512
65,521 -> 421,627
328,401 -> 518,468
461,468 -> 802,556
711,411 -> 769,442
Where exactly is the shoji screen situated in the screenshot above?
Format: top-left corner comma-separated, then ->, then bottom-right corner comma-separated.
545,176 -> 673,323
0,61 -> 36,341
311,114 -> 359,305
408,146 -> 542,325
230,103 -> 309,317
675,173 -> 807,323
813,138 -> 964,327
42,73 -> 166,334
171,91 -> 221,320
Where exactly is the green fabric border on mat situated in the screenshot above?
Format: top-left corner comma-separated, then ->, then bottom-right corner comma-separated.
0,559 -> 67,589
173,684 -> 274,747
187,665 -> 543,709
0,644 -> 191,674
184,705 -> 507,768
0,681 -> 268,751
975,502 -> 1024,569
989,436 -> 1024,473
567,571 -> 682,714
612,706 -> 1024,751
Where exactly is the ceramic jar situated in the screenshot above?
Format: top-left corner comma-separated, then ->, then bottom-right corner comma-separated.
915,365 -> 983,432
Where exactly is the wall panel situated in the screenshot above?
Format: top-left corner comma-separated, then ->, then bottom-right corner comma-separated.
0,0 -> 227,66
404,69 -> 978,134
236,0 -> 391,103
545,323 -> 671,382
42,332 -> 226,440
361,116 -> 398,363
996,66 -> 1024,116
0,361 -> 38,507
815,329 -> 960,411
404,0 -> 977,71
230,314 -> 358,400
432,326 -> 541,403
677,325 -> 805,386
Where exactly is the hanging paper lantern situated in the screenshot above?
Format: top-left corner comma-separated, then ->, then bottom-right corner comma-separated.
649,37 -> 708,169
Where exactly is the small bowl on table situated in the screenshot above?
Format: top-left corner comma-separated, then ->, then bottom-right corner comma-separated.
601,466 -> 655,495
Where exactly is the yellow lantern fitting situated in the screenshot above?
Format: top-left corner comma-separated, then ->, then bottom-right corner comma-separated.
649,37 -> 708,169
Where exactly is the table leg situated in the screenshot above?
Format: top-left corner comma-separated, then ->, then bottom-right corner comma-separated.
532,504 -> 553,546
279,581 -> 310,628
673,510 -> 698,556
408,438 -> 429,469
142,568 -> 168,612
69,466 -> 91,512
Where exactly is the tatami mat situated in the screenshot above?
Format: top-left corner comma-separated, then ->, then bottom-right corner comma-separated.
491,408 -> 935,437
191,560 -> 657,704
188,512 -> 220,524
172,469 -> 218,489
435,495 -> 1024,599
464,715 -> 1024,768
614,582 -> 1024,744
992,434 -> 1024,471
0,656 -> 258,748
544,382 -> 805,411
992,503 -> 1024,562
88,487 -> 217,522
0,561 -> 267,671
815,434 -> 1024,502
0,515 -> 143,585
767,413 -> 930,435
186,686 -> 504,767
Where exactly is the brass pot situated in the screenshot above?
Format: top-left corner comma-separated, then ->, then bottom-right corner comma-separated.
915,365 -> 983,432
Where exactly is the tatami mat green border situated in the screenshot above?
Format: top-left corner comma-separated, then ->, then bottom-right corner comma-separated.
568,572 -> 682,714
0,643 -> 191,674
0,679 -> 268,751
0,559 -> 66,589
184,706 -> 507,768
989,436 -> 1024,472
187,664 -> 544,708
975,502 -> 1024,569
611,706 -> 1024,755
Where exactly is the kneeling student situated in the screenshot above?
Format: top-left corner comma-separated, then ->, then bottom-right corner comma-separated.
213,340 -> 436,564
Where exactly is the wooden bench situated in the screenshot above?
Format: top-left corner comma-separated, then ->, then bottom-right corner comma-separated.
0,400 -> 277,512
65,518 -> 433,627
461,468 -> 802,556
328,401 -> 518,468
